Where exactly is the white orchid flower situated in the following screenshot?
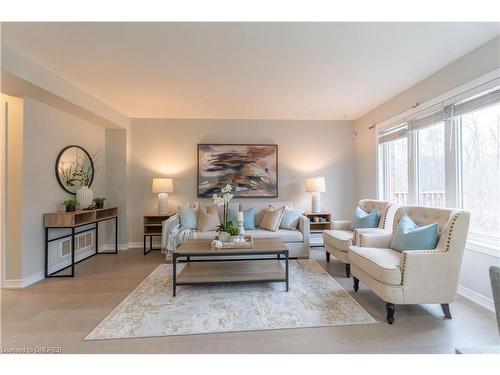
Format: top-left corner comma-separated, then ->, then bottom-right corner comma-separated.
223,192 -> 233,202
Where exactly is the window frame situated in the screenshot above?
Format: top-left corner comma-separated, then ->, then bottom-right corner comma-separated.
375,70 -> 500,255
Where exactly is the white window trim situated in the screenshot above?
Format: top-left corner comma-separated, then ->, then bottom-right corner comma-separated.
375,68 -> 500,256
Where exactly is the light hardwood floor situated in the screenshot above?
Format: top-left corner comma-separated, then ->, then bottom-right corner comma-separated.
1,248 -> 498,354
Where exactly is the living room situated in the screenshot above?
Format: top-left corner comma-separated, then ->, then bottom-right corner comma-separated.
1,1 -> 499,372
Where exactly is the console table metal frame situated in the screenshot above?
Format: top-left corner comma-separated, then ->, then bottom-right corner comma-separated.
44,214 -> 118,278
172,247 -> 289,297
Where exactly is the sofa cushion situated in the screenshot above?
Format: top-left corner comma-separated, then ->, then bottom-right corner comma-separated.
228,207 -> 256,230
349,246 -> 402,285
323,229 -> 354,252
240,201 -> 293,226
179,206 -> 198,230
390,214 -> 438,252
216,202 -> 240,223
246,229 -> 303,242
198,205 -> 220,232
349,207 -> 381,230
196,231 -> 218,240
260,206 -> 285,231
280,208 -> 302,230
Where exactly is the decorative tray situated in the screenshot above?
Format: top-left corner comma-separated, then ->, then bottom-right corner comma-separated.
211,235 -> 254,249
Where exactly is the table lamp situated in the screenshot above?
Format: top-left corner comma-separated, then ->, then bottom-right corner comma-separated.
305,177 -> 326,213
152,178 -> 174,215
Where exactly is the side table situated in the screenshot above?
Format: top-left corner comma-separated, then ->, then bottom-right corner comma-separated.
304,212 -> 332,247
144,213 -> 172,255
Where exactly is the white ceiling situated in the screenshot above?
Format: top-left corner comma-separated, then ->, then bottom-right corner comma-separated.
2,22 -> 499,120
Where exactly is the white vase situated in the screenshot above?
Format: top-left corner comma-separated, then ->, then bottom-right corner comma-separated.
218,231 -> 230,242
76,185 -> 93,209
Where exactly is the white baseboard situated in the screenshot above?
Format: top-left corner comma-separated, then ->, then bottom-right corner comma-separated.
457,285 -> 495,312
3,270 -> 44,288
3,248 -> 97,289
100,243 -> 129,251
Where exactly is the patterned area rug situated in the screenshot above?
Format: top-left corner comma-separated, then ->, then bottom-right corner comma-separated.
85,260 -> 376,340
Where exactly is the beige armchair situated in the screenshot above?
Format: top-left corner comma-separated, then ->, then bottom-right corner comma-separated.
322,199 -> 397,277
349,206 -> 470,324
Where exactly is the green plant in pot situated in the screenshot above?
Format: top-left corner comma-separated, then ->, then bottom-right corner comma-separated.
63,199 -> 79,212
226,223 -> 240,242
93,197 -> 106,209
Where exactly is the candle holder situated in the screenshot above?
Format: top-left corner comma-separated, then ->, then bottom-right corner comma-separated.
237,218 -> 245,237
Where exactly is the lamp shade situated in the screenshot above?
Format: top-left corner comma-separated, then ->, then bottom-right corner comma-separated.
305,177 -> 326,192
152,178 -> 174,193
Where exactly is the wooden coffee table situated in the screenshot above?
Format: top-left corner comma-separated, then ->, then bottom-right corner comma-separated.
172,238 -> 289,296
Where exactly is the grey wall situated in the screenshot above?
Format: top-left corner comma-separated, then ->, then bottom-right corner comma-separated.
353,36 -> 500,304
354,36 -> 500,199
22,97 -> 106,278
105,129 -> 128,247
129,118 -> 357,243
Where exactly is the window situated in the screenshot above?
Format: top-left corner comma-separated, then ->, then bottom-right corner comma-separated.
385,137 -> 408,205
417,122 -> 446,207
377,83 -> 500,248
459,102 -> 500,238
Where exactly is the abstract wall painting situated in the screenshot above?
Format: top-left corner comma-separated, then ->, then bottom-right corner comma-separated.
197,144 -> 278,197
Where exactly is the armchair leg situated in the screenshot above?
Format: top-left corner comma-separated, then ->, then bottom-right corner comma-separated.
441,303 -> 452,319
386,303 -> 395,324
326,252 -> 330,262
353,276 -> 359,292
345,264 -> 351,278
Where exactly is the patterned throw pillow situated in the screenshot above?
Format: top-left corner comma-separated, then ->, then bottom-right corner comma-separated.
260,206 -> 286,232
198,205 -> 221,232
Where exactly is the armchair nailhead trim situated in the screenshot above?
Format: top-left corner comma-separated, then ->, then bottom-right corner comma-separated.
400,211 -> 462,285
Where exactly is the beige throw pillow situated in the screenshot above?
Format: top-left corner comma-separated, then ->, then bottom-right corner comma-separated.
260,206 -> 285,232
198,205 -> 220,232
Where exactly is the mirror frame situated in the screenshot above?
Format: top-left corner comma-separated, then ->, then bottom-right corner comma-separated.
55,145 -> 95,195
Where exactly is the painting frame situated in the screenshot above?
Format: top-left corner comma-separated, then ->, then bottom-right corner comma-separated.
197,143 -> 279,198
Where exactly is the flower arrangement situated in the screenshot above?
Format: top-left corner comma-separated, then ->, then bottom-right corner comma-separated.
212,183 -> 238,235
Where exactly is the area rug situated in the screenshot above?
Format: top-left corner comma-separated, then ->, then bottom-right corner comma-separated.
85,260 -> 376,340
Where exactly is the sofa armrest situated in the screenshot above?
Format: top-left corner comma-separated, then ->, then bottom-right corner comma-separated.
355,231 -> 393,248
400,249 -> 459,302
353,228 -> 391,246
331,220 -> 351,230
298,215 -> 310,246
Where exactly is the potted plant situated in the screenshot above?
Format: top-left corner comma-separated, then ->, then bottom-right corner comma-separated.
226,223 -> 240,242
63,199 -> 79,212
93,197 -> 106,209
212,183 -> 234,242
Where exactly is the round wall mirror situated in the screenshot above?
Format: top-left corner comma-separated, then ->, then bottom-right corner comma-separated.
55,145 -> 95,194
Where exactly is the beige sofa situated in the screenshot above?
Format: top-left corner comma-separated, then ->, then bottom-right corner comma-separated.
164,201 -> 310,258
322,199 -> 397,277
349,205 -> 470,324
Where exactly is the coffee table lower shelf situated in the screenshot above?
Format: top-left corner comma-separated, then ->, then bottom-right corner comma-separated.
173,259 -> 289,296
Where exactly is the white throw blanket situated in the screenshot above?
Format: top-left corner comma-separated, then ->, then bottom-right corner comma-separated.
161,215 -> 197,259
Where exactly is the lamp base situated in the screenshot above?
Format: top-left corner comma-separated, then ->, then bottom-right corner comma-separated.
158,193 -> 169,215
311,192 -> 321,213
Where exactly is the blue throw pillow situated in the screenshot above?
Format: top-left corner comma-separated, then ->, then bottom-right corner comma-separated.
390,214 -> 439,252
349,207 -> 380,230
179,206 -> 198,230
280,208 -> 302,230
228,207 -> 256,230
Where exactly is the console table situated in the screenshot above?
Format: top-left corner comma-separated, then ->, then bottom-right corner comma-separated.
43,207 -> 118,278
